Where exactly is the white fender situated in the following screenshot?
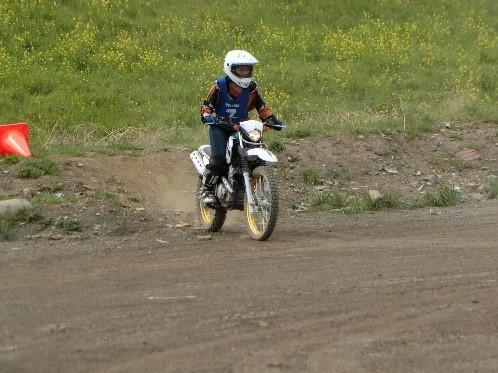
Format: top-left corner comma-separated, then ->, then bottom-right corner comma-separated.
247,148 -> 278,163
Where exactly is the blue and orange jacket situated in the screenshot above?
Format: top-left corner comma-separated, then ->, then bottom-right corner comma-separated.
200,76 -> 273,123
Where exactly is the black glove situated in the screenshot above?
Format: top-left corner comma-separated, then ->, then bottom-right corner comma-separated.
266,115 -> 283,131
216,117 -> 238,133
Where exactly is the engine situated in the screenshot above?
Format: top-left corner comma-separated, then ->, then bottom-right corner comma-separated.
215,170 -> 245,210
215,182 -> 231,207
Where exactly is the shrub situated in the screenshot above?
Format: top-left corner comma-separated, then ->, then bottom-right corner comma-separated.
415,185 -> 461,207
350,192 -> 395,212
0,219 -> 10,234
268,139 -> 284,152
327,166 -> 353,181
13,208 -> 43,223
285,129 -> 312,139
0,156 -> 20,165
311,189 -> 347,210
31,192 -> 68,207
0,207 -> 43,240
17,159 -> 58,179
299,167 -> 320,185
379,190 -> 403,209
485,180 -> 498,199
311,189 -> 402,213
55,219 -> 82,232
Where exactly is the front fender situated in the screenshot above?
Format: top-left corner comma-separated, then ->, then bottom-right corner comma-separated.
247,148 -> 278,163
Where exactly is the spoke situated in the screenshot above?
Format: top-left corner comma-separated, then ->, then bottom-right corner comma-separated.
252,175 -> 272,229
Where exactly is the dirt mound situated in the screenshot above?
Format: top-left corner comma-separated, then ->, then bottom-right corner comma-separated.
278,121 -> 498,205
0,121 -> 497,241
62,120 -> 498,212
63,151 -> 197,213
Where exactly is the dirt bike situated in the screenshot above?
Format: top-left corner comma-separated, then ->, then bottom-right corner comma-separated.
190,118 -> 285,241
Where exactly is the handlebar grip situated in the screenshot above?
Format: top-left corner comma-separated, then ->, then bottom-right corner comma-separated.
217,120 -> 236,132
264,122 -> 285,130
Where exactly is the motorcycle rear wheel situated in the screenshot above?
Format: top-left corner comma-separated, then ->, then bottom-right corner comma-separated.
196,179 -> 226,232
245,166 -> 279,241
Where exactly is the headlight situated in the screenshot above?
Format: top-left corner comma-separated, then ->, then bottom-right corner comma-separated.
248,129 -> 262,142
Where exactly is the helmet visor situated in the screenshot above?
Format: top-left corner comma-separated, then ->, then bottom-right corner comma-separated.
231,65 -> 254,78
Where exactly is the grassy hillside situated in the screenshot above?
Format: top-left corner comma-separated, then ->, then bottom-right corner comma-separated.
0,0 -> 496,151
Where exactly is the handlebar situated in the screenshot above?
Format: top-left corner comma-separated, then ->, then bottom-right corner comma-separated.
263,121 -> 286,130
215,117 -> 238,132
215,117 -> 286,130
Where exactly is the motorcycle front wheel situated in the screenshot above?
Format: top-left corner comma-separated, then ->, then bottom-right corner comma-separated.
245,166 -> 279,241
196,179 -> 226,232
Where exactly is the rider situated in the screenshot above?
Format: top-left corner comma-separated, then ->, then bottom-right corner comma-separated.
199,49 -> 283,205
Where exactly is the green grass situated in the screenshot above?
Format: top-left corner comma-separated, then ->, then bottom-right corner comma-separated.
0,1 -> 496,151
414,185 -> 461,207
98,143 -> 144,156
311,189 -> 347,210
284,129 -> 312,140
382,190 -> 404,209
55,219 -> 81,233
0,156 -> 20,165
363,190 -> 403,210
128,196 -> 142,203
268,139 -> 284,152
39,182 -> 64,193
36,142 -> 145,156
299,167 -> 320,185
31,191 -> 78,207
309,186 -> 467,213
13,208 -> 43,223
311,189 -> 403,213
342,190 -> 403,213
0,207 -> 43,241
485,180 -> 498,199
326,166 -> 354,181
17,158 -> 58,178
92,191 -> 123,208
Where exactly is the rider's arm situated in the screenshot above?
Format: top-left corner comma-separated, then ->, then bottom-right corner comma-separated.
247,82 -> 273,121
247,82 -> 283,131
200,82 -> 219,122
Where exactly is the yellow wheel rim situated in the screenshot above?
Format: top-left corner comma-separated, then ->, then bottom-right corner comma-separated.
199,202 -> 214,225
246,174 -> 271,236
247,205 -> 262,236
246,174 -> 261,235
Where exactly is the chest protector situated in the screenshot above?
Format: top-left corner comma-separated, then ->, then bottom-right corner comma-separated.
214,76 -> 249,122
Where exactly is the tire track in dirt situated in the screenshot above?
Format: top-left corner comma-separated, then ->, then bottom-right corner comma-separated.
2,178 -> 498,372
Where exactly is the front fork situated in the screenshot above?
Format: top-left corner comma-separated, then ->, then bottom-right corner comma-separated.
239,148 -> 256,213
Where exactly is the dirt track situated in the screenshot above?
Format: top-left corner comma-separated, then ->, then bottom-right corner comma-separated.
2,189 -> 498,371
2,125 -> 498,372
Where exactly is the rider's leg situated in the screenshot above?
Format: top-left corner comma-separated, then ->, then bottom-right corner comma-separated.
201,126 -> 230,204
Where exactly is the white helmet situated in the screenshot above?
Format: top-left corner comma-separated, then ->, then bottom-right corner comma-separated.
223,50 -> 259,88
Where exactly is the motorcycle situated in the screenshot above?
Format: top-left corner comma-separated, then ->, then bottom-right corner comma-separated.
190,118 -> 284,241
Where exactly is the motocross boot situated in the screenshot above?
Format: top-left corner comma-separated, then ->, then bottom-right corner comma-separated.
200,171 -> 218,205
